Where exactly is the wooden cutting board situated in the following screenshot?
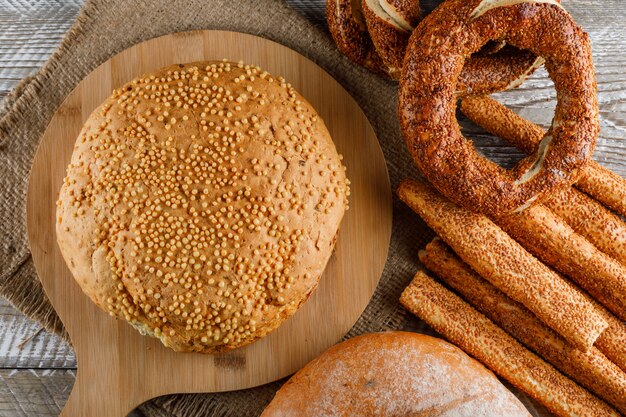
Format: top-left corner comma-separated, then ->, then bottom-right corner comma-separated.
26,30 -> 392,417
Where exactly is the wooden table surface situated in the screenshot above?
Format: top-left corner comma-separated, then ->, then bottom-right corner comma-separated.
1,0 -> 625,416
1,3 -> 81,415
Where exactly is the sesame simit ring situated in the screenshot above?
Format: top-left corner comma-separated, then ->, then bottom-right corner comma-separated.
327,0 -> 546,95
361,0 -> 421,76
399,0 -> 599,217
361,0 -> 545,96
326,0 -> 397,78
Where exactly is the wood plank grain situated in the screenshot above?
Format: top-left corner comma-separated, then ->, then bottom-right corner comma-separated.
0,369 -> 144,417
0,0 -> 81,100
0,298 -> 75,370
0,369 -> 75,417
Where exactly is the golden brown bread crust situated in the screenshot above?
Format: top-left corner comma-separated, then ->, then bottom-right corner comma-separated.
457,97 -> 626,370
575,160 -> 626,218
593,302 -> 626,374
326,0 -> 396,77
460,94 -> 626,267
385,0 -> 421,26
261,332 -> 532,417
457,46 -> 543,95
420,239 -> 626,414
546,187 -> 626,268
362,0 -> 543,93
362,0 -> 419,74
397,179 -> 608,352
328,0 -> 542,92
399,0 -> 599,217
400,271 -> 622,417
459,94 -> 544,155
497,203 -> 626,321
56,61 -> 349,353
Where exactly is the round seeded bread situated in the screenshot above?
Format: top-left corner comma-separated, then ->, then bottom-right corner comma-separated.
56,60 -> 349,353
261,332 -> 532,416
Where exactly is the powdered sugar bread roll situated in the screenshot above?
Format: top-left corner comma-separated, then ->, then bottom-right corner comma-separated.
56,61 -> 349,353
261,332 -> 531,416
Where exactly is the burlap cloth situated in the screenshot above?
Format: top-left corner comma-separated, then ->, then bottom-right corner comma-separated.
0,0 -> 541,416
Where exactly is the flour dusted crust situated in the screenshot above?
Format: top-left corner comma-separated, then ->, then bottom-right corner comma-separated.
261,332 -> 531,416
56,61 -> 349,353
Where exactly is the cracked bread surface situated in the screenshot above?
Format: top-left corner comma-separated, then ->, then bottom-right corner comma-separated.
56,60 -> 349,353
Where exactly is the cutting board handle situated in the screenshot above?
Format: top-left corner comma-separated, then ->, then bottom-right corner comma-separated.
60,366 -> 146,417
26,30 -> 391,414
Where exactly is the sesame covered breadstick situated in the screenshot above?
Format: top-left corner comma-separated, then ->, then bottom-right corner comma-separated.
419,238 -> 626,414
496,203 -> 626,320
459,94 -> 542,155
397,179 -> 608,351
400,271 -> 621,417
587,295 -> 626,374
459,95 -> 626,218
545,187 -> 626,267
576,162 -> 626,220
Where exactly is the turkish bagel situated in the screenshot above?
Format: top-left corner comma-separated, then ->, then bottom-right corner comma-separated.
399,0 -> 599,217
326,0 -> 397,77
327,0 -> 546,96
361,0 -> 544,95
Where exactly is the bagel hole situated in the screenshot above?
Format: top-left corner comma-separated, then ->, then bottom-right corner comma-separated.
460,66 -> 557,170
459,108 -> 526,170
420,0 -> 440,15
490,65 -> 556,127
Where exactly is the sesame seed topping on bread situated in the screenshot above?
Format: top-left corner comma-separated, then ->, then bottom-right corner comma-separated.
56,60 -> 349,353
